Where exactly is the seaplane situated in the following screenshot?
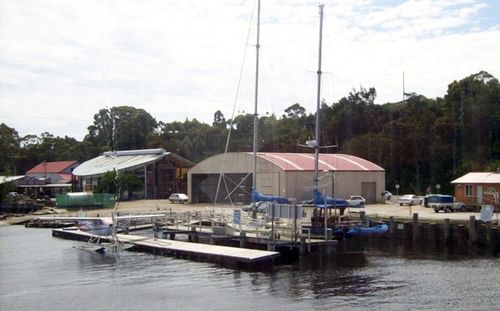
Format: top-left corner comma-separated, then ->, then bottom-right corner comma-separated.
37,213 -> 165,254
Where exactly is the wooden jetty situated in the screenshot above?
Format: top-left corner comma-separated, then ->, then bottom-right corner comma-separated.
119,234 -> 280,264
51,229 -> 280,267
380,214 -> 500,255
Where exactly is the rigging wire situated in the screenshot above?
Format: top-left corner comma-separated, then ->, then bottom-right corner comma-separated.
213,0 -> 257,206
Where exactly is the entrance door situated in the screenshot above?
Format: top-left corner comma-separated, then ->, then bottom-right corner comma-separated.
361,182 -> 376,204
477,185 -> 483,204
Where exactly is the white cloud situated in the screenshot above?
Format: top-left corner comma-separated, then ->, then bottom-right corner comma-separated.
0,0 -> 499,140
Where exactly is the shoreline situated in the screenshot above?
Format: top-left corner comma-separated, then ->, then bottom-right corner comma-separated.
1,199 -> 497,226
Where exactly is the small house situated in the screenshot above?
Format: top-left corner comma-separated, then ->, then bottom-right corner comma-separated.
450,171 -> 500,207
18,161 -> 80,197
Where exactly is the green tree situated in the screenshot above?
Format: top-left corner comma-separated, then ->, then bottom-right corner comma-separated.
95,170 -> 143,200
17,132 -> 84,173
284,103 -> 306,119
444,71 -> 500,174
94,171 -> 118,194
212,110 -> 227,128
85,106 -> 157,151
326,87 -> 382,152
0,123 -> 21,175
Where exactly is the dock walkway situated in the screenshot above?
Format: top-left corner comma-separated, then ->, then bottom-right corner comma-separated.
118,233 -> 279,263
52,229 -> 279,265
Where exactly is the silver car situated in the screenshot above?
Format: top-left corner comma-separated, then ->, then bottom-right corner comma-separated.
169,193 -> 188,204
346,195 -> 366,206
398,194 -> 421,206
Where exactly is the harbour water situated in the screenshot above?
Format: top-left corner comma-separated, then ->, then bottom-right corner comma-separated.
0,225 -> 498,311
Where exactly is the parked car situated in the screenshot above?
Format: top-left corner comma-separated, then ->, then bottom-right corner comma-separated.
423,194 -> 437,207
427,194 -> 454,212
168,193 -> 188,204
382,190 -> 392,201
397,194 -> 421,206
452,202 -> 467,212
346,195 -> 366,206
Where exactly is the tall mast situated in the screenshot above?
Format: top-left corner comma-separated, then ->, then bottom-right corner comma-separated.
252,0 -> 261,197
402,71 -> 406,101
314,4 -> 324,192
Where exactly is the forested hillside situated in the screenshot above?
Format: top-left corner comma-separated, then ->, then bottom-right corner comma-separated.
1,71 -> 499,194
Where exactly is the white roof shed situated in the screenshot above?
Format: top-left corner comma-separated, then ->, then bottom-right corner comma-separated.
73,149 -> 194,177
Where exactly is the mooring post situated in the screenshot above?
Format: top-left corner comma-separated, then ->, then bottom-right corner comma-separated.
189,227 -> 198,242
240,231 -> 246,248
360,211 -> 366,223
389,216 -> 395,237
422,223 -> 429,242
403,222 -> 412,240
457,225 -> 465,249
412,213 -> 419,241
429,223 -> 438,246
469,215 -> 476,245
485,221 -> 492,244
326,228 -> 332,240
299,236 -> 306,256
444,218 -> 450,241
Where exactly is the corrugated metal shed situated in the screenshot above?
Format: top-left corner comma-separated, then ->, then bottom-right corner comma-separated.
188,152 -> 385,204
73,149 -> 195,176
254,153 -> 384,171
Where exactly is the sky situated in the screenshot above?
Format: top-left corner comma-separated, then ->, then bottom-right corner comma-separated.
1,0 -> 499,141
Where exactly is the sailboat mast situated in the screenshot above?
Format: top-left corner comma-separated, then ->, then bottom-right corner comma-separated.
314,4 -> 324,192
252,0 -> 261,195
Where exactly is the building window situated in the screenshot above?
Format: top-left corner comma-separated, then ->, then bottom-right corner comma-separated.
465,185 -> 473,197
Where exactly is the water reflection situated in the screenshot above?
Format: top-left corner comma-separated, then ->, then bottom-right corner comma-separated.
282,251 -> 376,299
1,226 -> 499,311
77,249 -> 118,268
361,237 -> 498,261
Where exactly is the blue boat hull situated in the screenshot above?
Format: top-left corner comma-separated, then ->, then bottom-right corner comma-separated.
346,224 -> 389,237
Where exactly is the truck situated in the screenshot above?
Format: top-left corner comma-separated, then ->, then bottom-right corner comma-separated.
427,194 -> 465,213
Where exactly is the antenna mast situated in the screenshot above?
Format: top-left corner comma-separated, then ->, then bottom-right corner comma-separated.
252,0 -> 261,197
403,71 -> 405,101
314,4 -> 324,192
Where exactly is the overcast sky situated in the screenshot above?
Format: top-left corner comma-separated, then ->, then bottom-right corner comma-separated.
1,0 -> 499,141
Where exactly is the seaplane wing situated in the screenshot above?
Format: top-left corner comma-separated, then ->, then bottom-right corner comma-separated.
115,214 -> 165,220
36,214 -> 165,235
35,216 -> 113,235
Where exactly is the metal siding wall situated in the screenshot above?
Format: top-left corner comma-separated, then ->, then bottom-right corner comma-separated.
190,173 -> 252,204
361,182 -> 377,203
285,171 -> 316,202
189,153 -> 253,175
187,152 -> 386,204
258,173 -> 280,196
333,171 -> 385,203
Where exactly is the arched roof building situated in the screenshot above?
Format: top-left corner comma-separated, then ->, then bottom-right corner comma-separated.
73,149 -> 195,199
188,152 -> 385,204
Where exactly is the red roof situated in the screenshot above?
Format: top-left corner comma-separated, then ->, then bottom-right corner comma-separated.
57,174 -> 73,183
27,161 -> 79,174
253,153 -> 384,171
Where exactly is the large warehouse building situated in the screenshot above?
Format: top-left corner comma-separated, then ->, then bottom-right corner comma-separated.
188,152 -> 385,204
